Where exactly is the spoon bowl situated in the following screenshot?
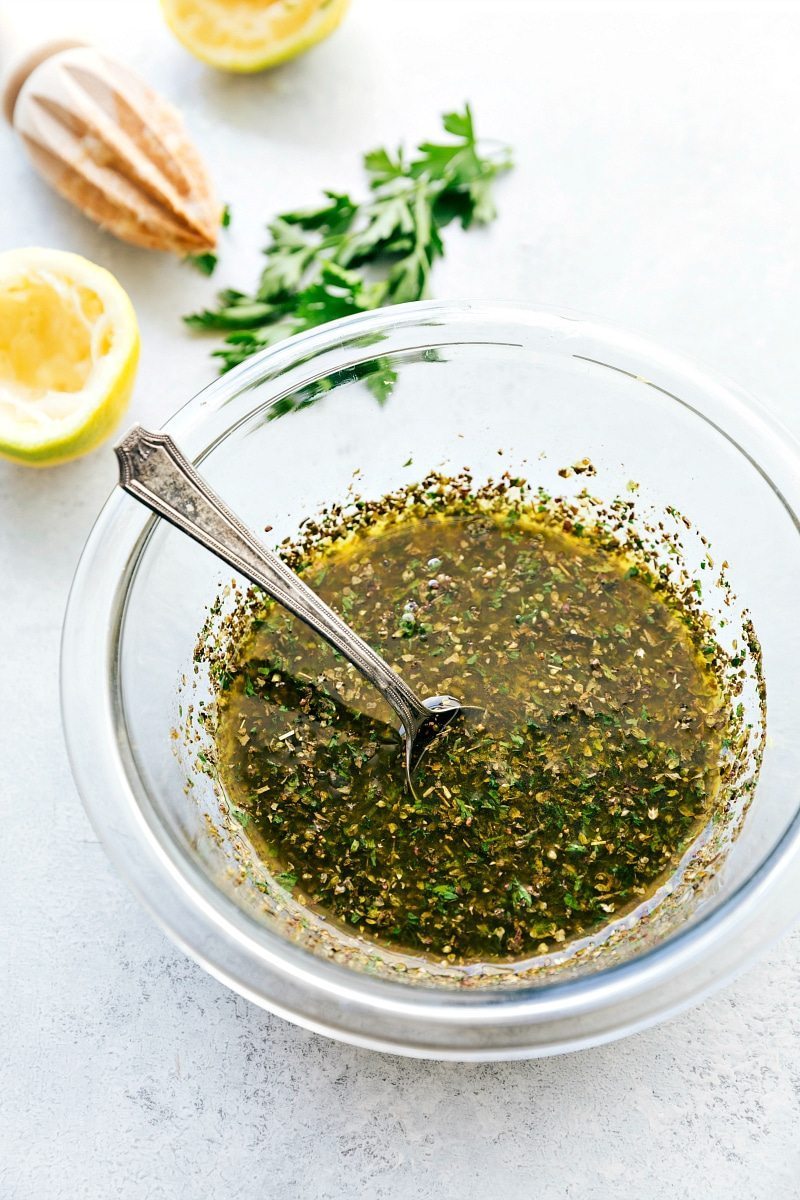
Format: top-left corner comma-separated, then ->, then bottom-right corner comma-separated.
401,694 -> 465,773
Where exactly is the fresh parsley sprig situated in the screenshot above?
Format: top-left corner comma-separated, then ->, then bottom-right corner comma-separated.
185,105 -> 512,374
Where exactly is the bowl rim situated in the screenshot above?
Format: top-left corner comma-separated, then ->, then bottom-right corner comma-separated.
61,298 -> 800,1057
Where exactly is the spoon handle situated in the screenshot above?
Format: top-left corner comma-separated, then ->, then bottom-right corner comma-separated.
114,426 -> 429,734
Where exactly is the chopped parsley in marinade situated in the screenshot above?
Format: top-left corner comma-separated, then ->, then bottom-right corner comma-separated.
215,489 -> 729,962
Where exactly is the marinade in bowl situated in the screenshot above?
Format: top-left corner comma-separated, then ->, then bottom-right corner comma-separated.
64,302 -> 800,1057
191,465 -> 762,983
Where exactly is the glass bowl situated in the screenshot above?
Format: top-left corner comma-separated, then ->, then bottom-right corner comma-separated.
61,301 -> 800,1060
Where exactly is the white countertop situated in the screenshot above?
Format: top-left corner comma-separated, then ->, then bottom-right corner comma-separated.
2,1 -> 799,1195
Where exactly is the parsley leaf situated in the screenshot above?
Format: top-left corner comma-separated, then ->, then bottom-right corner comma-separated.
511,879 -> 534,908
185,105 -> 512,376
185,251 -> 218,277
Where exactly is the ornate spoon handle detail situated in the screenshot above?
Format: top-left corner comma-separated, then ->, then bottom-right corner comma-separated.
115,426 -> 431,737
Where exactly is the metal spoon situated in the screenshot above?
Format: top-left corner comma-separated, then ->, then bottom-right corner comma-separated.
115,426 -> 466,777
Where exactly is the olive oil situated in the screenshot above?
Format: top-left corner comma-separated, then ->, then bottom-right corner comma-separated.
215,487 -> 729,962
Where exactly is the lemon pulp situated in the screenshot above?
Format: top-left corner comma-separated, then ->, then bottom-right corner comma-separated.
161,0 -> 350,72
0,249 -> 139,467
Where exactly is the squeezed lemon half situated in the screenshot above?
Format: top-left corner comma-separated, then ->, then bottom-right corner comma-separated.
0,248 -> 139,467
160,0 -> 350,72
